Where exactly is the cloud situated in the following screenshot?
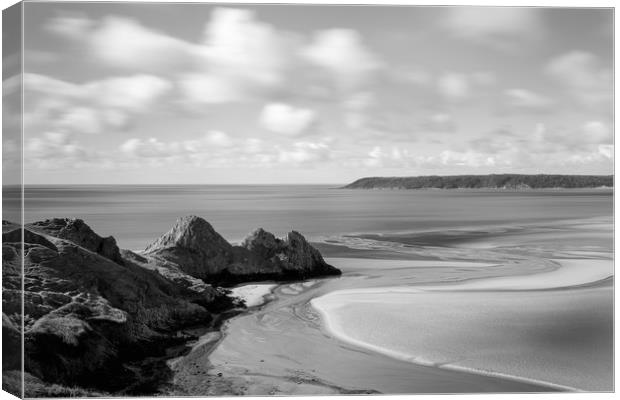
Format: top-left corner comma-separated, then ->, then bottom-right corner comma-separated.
582,121 -> 612,144
48,14 -> 196,73
203,131 -> 234,147
437,71 -> 496,101
277,141 -> 332,165
504,89 -> 554,111
545,50 -> 612,109
201,8 -> 296,86
363,146 -> 415,168
121,130 -> 236,159
442,8 -> 544,49
439,150 -> 499,167
259,103 -> 317,136
45,13 -> 95,38
118,131 -> 334,169
23,73 -> 172,135
86,75 -> 172,112
25,132 -> 98,169
391,66 -> 433,86
302,29 -> 381,90
437,73 -> 470,99
46,8 -> 384,105
179,74 -> 247,104
424,113 -> 457,133
598,145 -> 613,160
120,137 -> 184,158
181,8 -> 301,104
342,91 -> 375,130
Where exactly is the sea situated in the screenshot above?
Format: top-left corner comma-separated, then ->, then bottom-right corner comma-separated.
4,184 -> 614,392
3,185 -> 613,250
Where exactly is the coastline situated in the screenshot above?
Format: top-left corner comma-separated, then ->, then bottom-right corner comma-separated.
310,257 -> 613,392
170,266 -> 571,395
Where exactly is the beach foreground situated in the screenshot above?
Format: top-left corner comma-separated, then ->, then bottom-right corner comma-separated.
167,215 -> 613,394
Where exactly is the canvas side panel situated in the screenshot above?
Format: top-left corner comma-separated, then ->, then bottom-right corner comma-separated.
2,2 -> 24,398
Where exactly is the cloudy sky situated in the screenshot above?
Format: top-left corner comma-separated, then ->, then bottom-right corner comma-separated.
10,3 -> 614,184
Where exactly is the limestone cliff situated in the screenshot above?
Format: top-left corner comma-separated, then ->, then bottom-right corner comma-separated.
144,216 -> 341,285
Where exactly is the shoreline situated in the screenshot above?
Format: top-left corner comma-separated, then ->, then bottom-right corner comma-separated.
310,256 -> 613,392
171,273 -> 568,395
311,298 -> 576,393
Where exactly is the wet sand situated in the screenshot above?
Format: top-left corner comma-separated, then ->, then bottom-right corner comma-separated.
170,278 -> 556,395
312,260 -> 612,391
167,216 -> 613,394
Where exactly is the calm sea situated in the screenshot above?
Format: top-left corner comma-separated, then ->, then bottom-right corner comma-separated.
2,185 -> 613,250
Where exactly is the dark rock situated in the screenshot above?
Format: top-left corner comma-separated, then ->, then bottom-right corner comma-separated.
241,228 -> 283,259
8,214 -> 338,394
3,313 -> 21,370
145,216 -> 341,285
144,216 -> 233,280
27,218 -> 123,265
9,223 -> 221,393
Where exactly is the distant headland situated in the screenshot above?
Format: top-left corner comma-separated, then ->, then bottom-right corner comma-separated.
343,174 -> 613,190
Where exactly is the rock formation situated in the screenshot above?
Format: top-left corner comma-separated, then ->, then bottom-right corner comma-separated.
144,216 -> 234,280
145,216 -> 341,285
2,220 -> 230,396
28,218 -> 124,265
2,215 -> 339,395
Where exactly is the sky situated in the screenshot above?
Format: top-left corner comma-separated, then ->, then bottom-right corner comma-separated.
4,3 -> 614,184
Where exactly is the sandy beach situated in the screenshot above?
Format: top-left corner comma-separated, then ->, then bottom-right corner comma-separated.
165,214 -> 613,395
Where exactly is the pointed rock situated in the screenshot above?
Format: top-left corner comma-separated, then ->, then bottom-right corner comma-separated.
144,216 -> 233,280
235,228 -> 341,282
280,231 -> 341,276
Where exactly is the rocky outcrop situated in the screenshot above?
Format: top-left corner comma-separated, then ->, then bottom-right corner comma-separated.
3,221 -> 232,395
28,218 -> 124,265
145,216 -> 341,285
3,215 -> 338,395
144,216 -> 234,280
234,228 -> 342,280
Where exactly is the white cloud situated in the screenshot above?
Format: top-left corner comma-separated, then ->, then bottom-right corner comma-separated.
439,150 -> 498,167
598,145 -> 613,159
362,146 -> 417,168
201,8 -> 295,87
85,75 -> 172,112
47,8 -> 385,105
425,113 -> 456,132
25,132 -> 97,169
24,73 -> 172,135
57,107 -> 103,135
179,74 -> 247,104
48,8 -> 299,104
179,8 -> 300,104
86,16 -> 195,72
45,13 -> 95,38
582,121 -> 612,144
438,73 -> 470,100
259,103 -> 317,136
277,141 -> 332,164
302,29 -> 381,89
545,51 -> 612,108
437,71 -> 496,101
120,137 -> 183,158
442,8 -> 543,49
505,89 -> 553,111
203,131 -> 234,147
